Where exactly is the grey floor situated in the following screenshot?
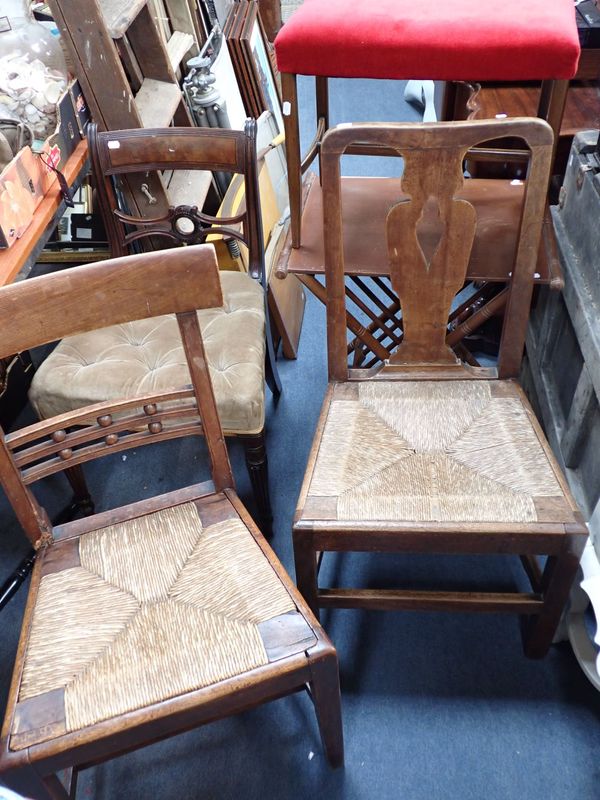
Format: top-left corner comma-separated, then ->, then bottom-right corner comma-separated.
1,78 -> 600,799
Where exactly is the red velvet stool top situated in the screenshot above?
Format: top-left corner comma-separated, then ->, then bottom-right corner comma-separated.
274,0 -> 580,81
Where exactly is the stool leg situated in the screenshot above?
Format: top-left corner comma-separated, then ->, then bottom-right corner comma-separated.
282,72 -> 303,248
316,76 -> 329,181
537,79 -> 569,167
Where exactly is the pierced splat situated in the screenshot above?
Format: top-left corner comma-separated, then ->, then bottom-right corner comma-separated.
386,148 -> 477,366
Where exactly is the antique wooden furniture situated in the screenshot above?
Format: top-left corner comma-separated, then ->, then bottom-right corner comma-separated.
274,0 -> 581,248
0,246 -> 343,799
292,118 -> 588,659
30,122 -> 279,534
275,171 -> 564,370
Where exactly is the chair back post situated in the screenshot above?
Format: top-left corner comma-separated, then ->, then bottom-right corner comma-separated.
320,118 -> 554,380
496,135 -> 554,377
87,124 -> 129,258
0,432 -> 52,547
320,136 -> 349,382
177,311 -> 234,491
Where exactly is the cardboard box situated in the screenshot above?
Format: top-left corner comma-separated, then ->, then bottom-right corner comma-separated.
0,81 -> 85,249
0,146 -> 46,248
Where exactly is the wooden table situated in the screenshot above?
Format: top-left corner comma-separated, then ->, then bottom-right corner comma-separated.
277,171 -> 562,369
0,139 -> 89,287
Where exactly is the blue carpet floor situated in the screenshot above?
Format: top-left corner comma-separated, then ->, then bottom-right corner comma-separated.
1,78 -> 600,799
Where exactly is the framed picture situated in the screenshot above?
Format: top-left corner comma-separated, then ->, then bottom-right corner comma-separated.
249,17 -> 283,132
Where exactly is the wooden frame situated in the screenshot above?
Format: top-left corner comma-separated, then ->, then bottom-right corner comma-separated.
291,118 -> 588,660
0,247 -> 343,797
225,1 -> 283,131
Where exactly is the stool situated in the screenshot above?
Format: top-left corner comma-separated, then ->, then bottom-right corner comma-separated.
274,0 -> 581,248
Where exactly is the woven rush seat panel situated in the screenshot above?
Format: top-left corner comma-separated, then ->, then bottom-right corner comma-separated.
29,271 -> 266,434
274,0 -> 580,81
10,495 -> 304,751
301,380 -> 574,525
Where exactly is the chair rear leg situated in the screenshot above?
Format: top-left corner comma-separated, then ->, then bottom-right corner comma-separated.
521,534 -> 586,659
241,433 -> 273,537
307,642 -> 344,768
293,528 -> 320,618
54,465 -> 95,525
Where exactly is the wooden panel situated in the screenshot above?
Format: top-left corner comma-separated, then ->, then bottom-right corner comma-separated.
135,79 -> 183,127
194,493 -> 237,527
285,175 -> 558,284
268,273 -> 305,359
386,147 -> 476,366
11,688 -> 67,751
166,169 -> 213,208
40,539 -> 81,577
258,612 -> 317,661
47,0 -> 144,131
167,31 -> 195,70
100,0 -> 148,37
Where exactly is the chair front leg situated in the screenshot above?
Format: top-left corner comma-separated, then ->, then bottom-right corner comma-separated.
307,641 -> 344,768
521,531 -> 586,659
241,432 -> 273,537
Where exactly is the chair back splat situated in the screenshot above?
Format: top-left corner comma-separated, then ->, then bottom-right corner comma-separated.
320,118 -> 553,382
0,246 -> 233,549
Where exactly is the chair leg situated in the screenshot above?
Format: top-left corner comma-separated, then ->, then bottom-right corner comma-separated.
308,644 -> 344,768
1,766 -> 70,800
54,464 -> 95,525
241,433 -> 273,537
263,292 -> 282,401
293,528 -> 320,618
521,535 -> 585,659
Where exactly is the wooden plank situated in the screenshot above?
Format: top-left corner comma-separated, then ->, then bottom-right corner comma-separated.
47,0 -> 142,131
167,30 -> 195,71
166,168 -> 213,208
318,588 -> 544,614
135,79 -> 182,127
561,363 -> 597,468
164,0 -> 199,56
100,0 -> 148,37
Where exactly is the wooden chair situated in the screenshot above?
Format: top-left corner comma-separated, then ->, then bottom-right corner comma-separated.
0,246 -> 343,799
292,118 -> 588,659
29,121 -> 279,534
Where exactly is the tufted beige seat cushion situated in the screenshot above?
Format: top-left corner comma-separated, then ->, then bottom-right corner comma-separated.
29,271 -> 266,434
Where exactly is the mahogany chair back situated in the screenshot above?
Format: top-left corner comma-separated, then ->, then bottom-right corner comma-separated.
320,118 -> 554,381
89,120 -> 266,280
0,245 -> 234,550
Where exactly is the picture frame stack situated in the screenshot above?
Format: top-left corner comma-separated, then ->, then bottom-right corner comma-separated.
224,1 -> 284,133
